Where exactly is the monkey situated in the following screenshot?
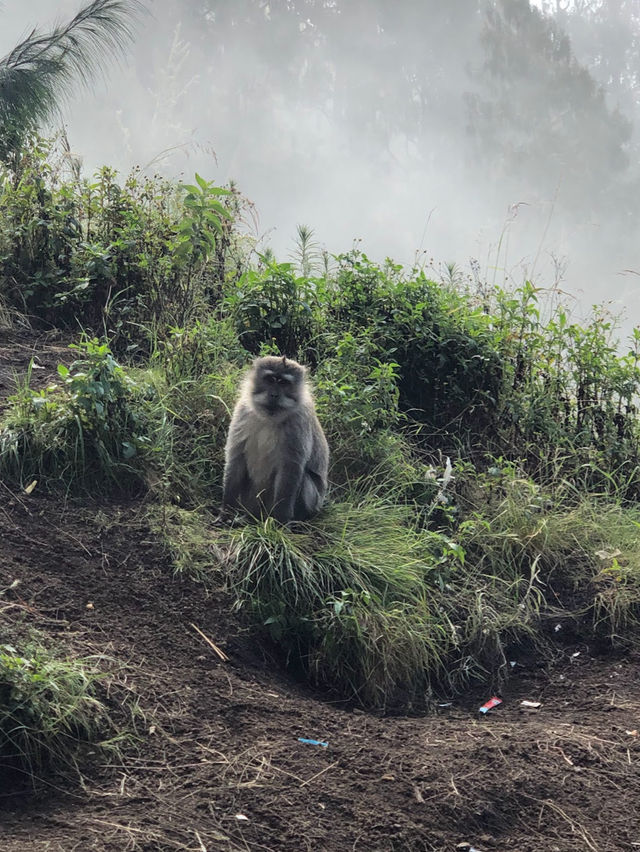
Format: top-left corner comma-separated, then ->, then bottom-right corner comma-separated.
222,356 -> 329,523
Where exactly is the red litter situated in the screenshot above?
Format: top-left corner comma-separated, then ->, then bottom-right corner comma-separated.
479,696 -> 503,714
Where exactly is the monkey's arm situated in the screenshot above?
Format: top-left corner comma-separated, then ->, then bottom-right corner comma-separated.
307,417 -> 329,491
223,454 -> 249,509
222,418 -> 250,509
272,414 -> 318,523
272,460 -> 306,523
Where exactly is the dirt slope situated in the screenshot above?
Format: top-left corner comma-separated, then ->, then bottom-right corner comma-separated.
1,333 -> 640,851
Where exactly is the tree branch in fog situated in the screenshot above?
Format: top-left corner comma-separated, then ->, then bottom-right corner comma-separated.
0,0 -> 144,162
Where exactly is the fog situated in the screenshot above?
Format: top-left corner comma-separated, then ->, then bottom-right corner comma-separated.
2,0 -> 640,331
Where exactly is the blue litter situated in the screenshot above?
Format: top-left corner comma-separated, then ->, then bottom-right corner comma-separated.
298,737 -> 329,747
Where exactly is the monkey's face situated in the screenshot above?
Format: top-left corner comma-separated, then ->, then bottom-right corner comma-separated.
251,357 -> 305,419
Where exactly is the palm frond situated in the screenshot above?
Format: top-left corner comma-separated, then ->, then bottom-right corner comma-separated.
0,0 -> 144,151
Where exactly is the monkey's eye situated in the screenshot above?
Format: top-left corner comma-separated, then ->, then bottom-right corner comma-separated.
265,374 -> 277,384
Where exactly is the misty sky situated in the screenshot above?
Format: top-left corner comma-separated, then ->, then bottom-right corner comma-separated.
2,0 -> 640,332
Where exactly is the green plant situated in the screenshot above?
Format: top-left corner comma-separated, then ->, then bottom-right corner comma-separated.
225,499 -> 464,707
150,504 -> 225,582
291,224 -> 322,277
452,463 -> 640,656
0,141 -> 241,352
0,338 -> 152,491
174,173 -> 232,314
160,316 -> 247,383
324,252 -> 504,443
0,644 -> 112,779
150,363 -> 240,506
313,330 -> 438,500
0,0 -> 142,165
225,259 -> 319,357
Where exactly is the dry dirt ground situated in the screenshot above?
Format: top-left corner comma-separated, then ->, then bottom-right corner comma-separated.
1,332 -> 640,852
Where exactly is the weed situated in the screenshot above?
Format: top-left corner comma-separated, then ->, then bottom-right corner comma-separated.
160,316 -> 247,384
0,644 -> 113,781
225,258 -> 319,358
0,138 -> 242,352
0,338 -> 152,491
291,224 -> 323,277
150,362 -> 240,506
225,499 -> 464,707
150,504 -> 225,583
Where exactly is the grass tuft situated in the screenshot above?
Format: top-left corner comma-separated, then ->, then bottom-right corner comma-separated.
0,644 -> 115,782
225,499 -> 462,707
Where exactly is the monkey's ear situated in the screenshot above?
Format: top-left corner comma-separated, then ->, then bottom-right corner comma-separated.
281,356 -> 287,366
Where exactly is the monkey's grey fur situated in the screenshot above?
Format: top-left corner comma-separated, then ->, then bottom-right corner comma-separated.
223,356 -> 329,523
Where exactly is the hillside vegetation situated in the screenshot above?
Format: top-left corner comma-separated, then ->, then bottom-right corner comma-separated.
2,137 -> 640,752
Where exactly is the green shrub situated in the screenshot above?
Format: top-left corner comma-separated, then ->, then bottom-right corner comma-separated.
0,644 -> 112,779
312,330 -> 439,501
0,339 -> 153,492
160,460 -> 640,707
225,260 -> 319,358
454,461 -> 640,649
160,316 -> 247,383
0,137 -> 239,353
491,285 -> 640,495
324,253 -> 504,442
225,500 -> 464,707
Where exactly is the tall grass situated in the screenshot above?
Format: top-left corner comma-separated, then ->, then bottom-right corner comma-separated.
215,472 -> 640,705
0,644 -> 115,781
225,499 -> 463,706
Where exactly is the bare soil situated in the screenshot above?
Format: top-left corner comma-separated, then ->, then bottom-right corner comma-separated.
0,330 -> 73,412
1,333 -> 640,852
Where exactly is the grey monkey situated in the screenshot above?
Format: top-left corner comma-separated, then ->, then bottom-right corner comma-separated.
222,356 -> 329,523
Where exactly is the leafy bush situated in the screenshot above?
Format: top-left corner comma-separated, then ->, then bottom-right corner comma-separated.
491,285 -> 640,495
312,330 -> 437,500
0,339 -> 153,491
324,253 -> 504,442
451,460 -> 640,654
0,137 -> 239,353
161,316 -> 247,384
0,644 -> 111,779
225,260 -> 319,358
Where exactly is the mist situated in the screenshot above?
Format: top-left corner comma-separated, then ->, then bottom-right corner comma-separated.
2,0 -> 639,331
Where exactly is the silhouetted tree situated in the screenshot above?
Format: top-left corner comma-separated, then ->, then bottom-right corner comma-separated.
0,0 -> 143,165
467,0 -> 632,213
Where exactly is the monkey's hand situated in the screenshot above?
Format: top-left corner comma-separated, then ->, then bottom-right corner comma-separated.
212,506 -> 232,525
213,505 -> 247,527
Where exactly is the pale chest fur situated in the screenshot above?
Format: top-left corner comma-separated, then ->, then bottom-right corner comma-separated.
242,416 -> 282,491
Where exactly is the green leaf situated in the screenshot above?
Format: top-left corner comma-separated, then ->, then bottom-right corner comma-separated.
121,441 -> 137,459
195,173 -> 209,191
205,200 -> 232,218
